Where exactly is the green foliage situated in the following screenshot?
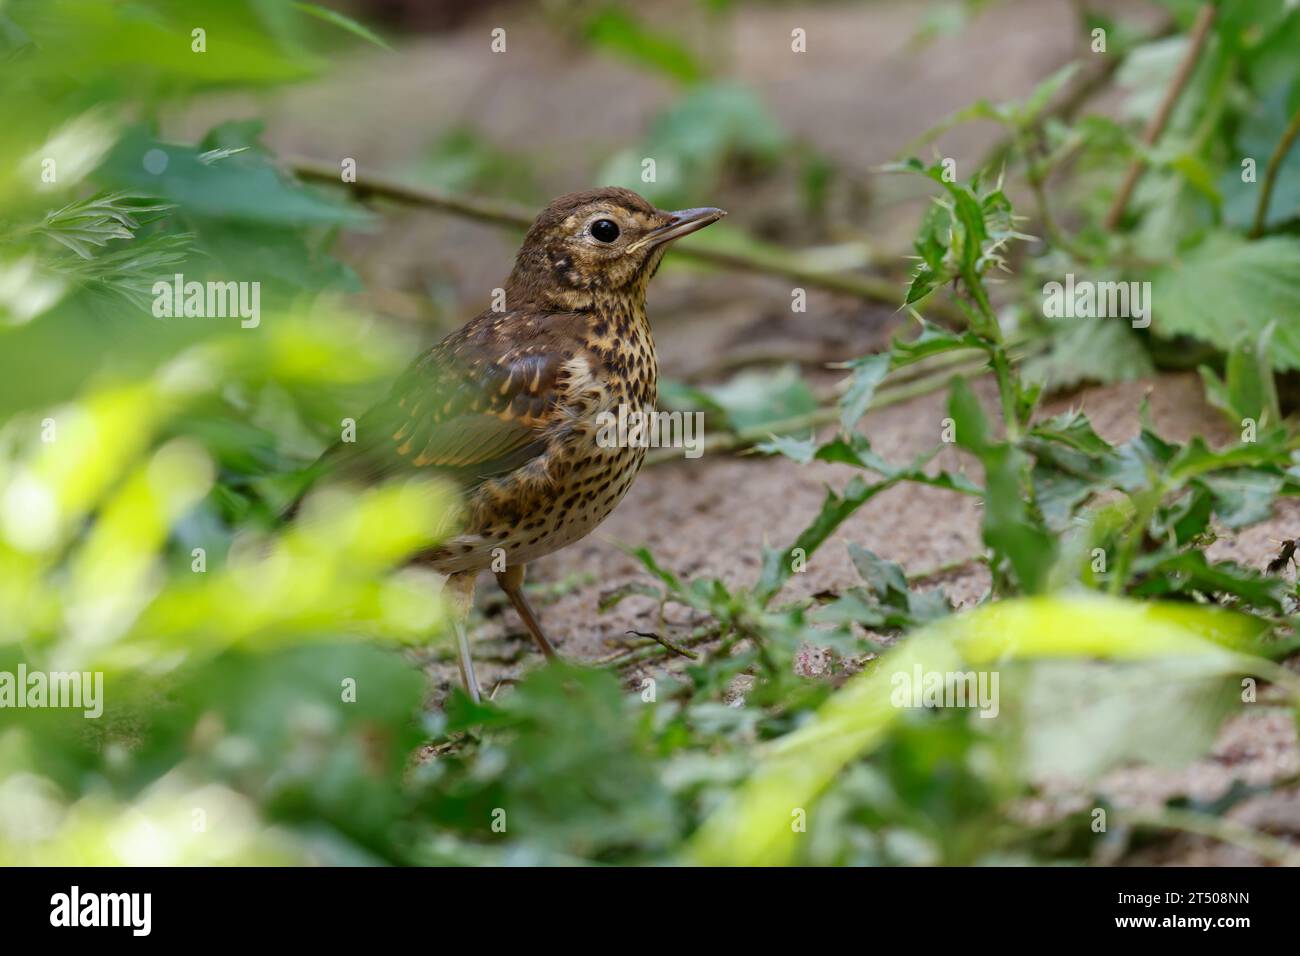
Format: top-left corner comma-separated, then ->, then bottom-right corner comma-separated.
689,594 -> 1280,866
583,7 -> 706,84
4,0 -> 1300,870
600,83 -> 787,208
662,365 -> 816,435
0,0 -> 452,866
1152,236 -> 1300,370
403,128 -> 539,204
1200,324 -> 1283,431
661,129 -> 1300,864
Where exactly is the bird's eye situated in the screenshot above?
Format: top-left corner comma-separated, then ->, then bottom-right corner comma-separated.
590,218 -> 620,243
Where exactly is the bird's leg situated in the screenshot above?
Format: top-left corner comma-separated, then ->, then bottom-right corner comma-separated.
494,563 -> 559,661
444,570 -> 481,703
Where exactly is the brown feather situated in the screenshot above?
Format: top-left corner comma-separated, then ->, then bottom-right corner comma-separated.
314,308 -> 593,490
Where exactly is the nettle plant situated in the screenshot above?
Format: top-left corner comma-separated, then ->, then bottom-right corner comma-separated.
585,161 -> 1300,865
623,159 -> 1300,661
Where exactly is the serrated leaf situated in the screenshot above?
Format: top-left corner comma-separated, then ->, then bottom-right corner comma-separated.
847,543 -> 910,607
1200,468 -> 1284,528
754,433 -> 817,464
838,353 -> 889,432
1024,320 -> 1154,390
1028,410 -> 1114,455
1151,234 -> 1300,370
1131,550 -> 1284,608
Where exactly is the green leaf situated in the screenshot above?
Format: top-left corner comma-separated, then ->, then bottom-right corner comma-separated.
1198,323 -> 1282,430
891,321 -> 986,366
1151,234 -> 1300,370
1016,656 -> 1239,780
754,433 -> 817,464
1012,63 -> 1080,126
947,379 -> 1055,591
838,353 -> 889,432
97,125 -> 371,228
946,376 -> 990,453
895,63 -> 1077,157
1024,320 -> 1155,390
31,192 -> 175,259
1220,86 -> 1300,232
982,443 -> 1056,594
847,543 -> 911,607
1031,466 -> 1096,532
1166,433 -> 1289,485
1199,469 -> 1284,528
6,0 -> 322,88
1028,410 -> 1114,456
290,2 -> 391,50
756,475 -> 896,604
584,7 -> 705,84
690,594 -> 1275,866
630,546 -> 685,595
1131,550 -> 1285,609
694,365 -> 816,433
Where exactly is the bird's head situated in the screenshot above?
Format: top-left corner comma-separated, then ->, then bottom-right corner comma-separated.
506,187 -> 725,310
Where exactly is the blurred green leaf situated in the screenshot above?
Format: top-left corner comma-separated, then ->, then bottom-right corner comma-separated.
98,125 -> 370,228
584,7 -> 704,84
689,594 -> 1276,866
1151,234 -> 1300,370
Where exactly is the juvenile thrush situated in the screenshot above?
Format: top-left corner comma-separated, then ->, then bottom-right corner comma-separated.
306,187 -> 724,701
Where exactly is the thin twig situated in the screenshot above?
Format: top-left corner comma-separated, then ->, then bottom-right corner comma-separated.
977,15 -> 1177,174
1104,3 -> 1217,230
1250,105 -> 1300,238
625,629 -> 699,659
592,623 -> 721,667
289,157 -> 935,311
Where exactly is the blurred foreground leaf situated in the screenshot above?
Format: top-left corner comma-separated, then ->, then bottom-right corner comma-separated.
689,594 -> 1280,866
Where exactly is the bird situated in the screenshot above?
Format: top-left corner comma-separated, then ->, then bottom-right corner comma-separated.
296,187 -> 725,701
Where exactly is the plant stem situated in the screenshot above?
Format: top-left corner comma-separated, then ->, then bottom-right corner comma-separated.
1250,105 -> 1300,238
1107,487 -> 1160,596
976,15 -> 1178,175
644,343 -> 1037,466
1104,3 -> 1217,230
961,266 -> 1023,441
1016,128 -> 1094,263
288,157 -> 949,313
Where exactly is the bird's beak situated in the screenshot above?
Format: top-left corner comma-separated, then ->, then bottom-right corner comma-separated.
633,206 -> 727,251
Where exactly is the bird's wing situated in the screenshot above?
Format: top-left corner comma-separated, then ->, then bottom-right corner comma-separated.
313,309 -> 589,489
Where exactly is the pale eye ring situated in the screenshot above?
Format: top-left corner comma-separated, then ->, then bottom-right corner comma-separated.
590,218 -> 620,243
